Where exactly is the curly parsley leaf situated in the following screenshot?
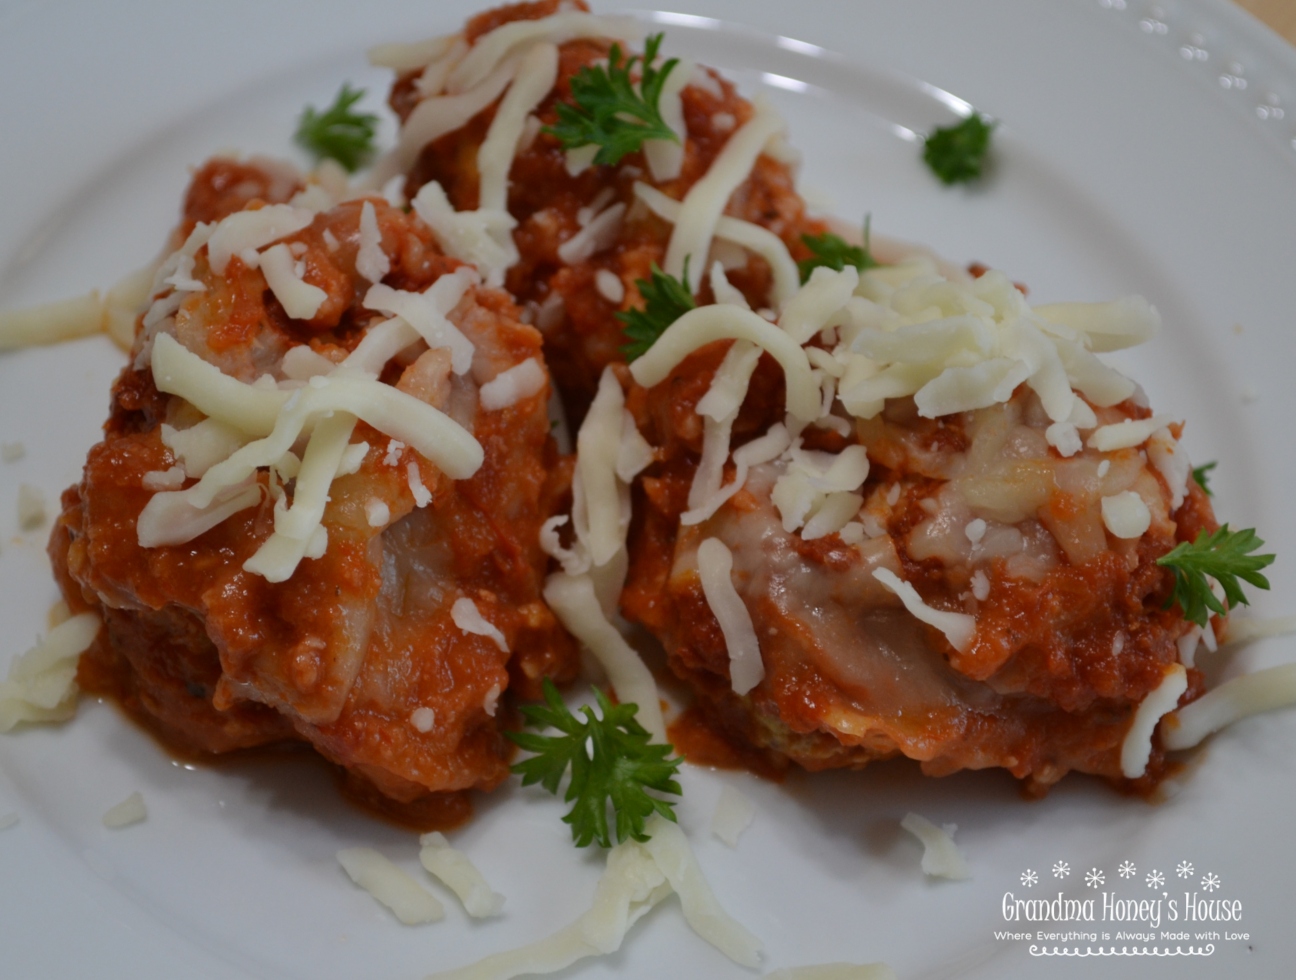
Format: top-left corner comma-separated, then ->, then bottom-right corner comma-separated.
294,84 -> 379,173
544,33 -> 680,167
616,259 -> 695,361
1156,525 -> 1275,628
923,112 -> 996,185
799,214 -> 880,283
1192,460 -> 1217,497
507,678 -> 683,849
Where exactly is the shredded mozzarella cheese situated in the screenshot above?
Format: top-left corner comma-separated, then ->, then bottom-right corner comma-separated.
206,205 -> 314,276
419,832 -> 506,918
102,791 -> 147,829
478,43 -> 559,212
628,305 -> 819,421
697,538 -> 764,695
356,201 -> 391,284
0,612 -> 100,731
542,573 -> 665,743
663,100 -> 785,290
1121,663 -> 1188,778
1162,663 -> 1296,751
900,812 -> 971,880
634,182 -> 799,308
337,848 -> 444,925
259,243 -> 327,320
710,784 -> 756,847
479,358 -> 547,410
872,568 -> 976,653
451,597 -> 509,653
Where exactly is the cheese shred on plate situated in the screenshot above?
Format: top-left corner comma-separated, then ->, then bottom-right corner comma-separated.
427,813 -> 760,980
338,847 -> 445,925
710,784 -> 756,848
900,812 -> 971,880
1161,662 -> 1296,752
0,612 -> 100,731
419,832 -> 506,918
102,791 -> 147,829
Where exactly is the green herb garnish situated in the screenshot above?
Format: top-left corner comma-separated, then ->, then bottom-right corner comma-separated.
1192,461 -> 1217,497
799,215 -> 880,283
507,678 -> 683,849
616,260 -> 695,361
923,112 -> 996,185
294,84 -> 379,173
544,33 -> 679,167
1156,525 -> 1275,628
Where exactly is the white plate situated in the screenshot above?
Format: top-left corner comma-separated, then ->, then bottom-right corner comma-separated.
2,1 -> 1295,977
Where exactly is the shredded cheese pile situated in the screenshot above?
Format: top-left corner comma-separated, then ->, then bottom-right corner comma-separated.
135,221 -> 487,582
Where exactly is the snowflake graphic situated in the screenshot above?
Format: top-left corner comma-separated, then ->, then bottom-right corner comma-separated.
1085,868 -> 1106,889
1146,869 -> 1165,889
1053,861 -> 1071,879
1201,873 -> 1221,893
1118,860 -> 1137,879
1177,861 -> 1195,879
1021,869 -> 1038,887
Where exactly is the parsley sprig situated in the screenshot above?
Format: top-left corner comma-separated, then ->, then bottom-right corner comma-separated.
294,84 -> 379,173
923,112 -> 996,185
616,260 -> 695,361
1192,461 -> 1217,497
799,215 -> 880,283
1157,525 -> 1275,628
545,34 -> 680,167
507,679 -> 683,848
